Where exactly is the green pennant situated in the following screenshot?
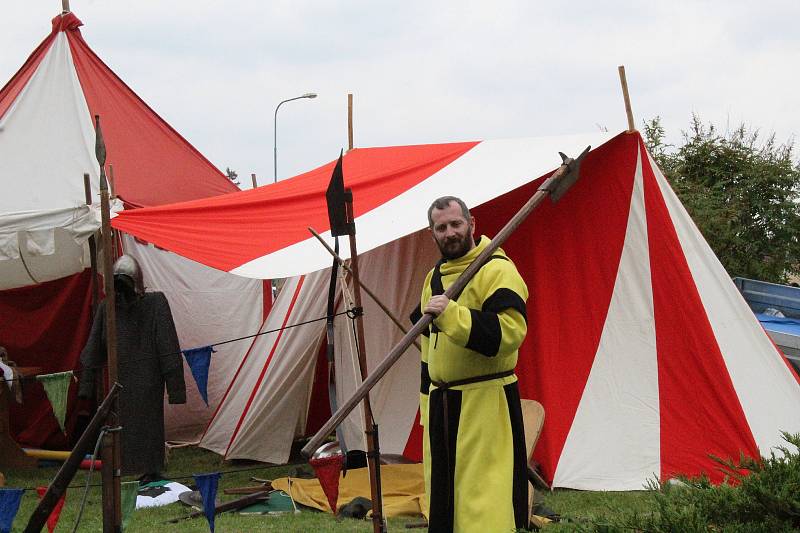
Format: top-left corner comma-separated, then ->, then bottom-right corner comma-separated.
36,371 -> 73,433
121,481 -> 139,531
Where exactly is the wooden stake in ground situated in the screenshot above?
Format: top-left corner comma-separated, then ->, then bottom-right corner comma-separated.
618,65 -> 636,132
96,115 -> 123,533
302,146 -> 592,458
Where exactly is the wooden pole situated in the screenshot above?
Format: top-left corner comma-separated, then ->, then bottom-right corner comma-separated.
308,227 -> 421,352
25,383 -> 121,533
302,148 -> 590,458
618,66 -> 636,132
251,173 -> 258,189
347,93 -> 354,151
343,200 -> 386,533
61,0 -> 70,13
108,164 -> 116,198
84,174 -> 100,314
96,115 -> 122,533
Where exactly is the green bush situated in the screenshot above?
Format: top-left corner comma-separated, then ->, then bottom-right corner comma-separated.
578,432 -> 800,532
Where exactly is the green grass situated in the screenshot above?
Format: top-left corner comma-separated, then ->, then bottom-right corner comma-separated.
3,446 -> 654,532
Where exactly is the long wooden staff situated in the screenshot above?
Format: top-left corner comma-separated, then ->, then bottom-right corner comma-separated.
96,115 -> 122,532
302,146 -> 591,458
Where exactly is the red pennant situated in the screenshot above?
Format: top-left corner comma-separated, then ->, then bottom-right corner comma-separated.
36,486 -> 66,533
309,454 -> 344,514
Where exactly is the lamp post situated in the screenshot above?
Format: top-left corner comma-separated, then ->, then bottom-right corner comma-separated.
274,93 -> 317,183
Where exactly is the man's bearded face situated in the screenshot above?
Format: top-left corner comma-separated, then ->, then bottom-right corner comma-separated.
430,202 -> 476,260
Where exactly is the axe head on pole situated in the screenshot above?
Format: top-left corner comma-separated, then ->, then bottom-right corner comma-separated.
549,145 -> 591,203
326,150 -> 354,237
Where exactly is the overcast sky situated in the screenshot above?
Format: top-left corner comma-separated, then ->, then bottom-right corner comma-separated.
3,1 -> 798,188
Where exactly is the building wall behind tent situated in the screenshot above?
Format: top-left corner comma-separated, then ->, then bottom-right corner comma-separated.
121,235 -> 265,442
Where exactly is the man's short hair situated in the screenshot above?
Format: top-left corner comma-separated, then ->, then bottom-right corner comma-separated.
427,196 -> 471,228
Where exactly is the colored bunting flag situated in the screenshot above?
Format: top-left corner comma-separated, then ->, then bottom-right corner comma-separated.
36,371 -> 73,433
35,486 -> 65,533
309,454 -> 344,514
0,488 -> 23,533
121,481 -> 139,531
182,346 -> 214,406
193,472 -> 221,532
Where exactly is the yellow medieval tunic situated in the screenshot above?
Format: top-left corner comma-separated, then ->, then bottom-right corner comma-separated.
412,236 -> 529,533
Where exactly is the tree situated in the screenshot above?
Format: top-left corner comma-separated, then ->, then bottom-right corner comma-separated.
225,167 -> 240,187
644,115 -> 800,283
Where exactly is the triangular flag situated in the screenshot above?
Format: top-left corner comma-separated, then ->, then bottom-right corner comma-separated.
193,472 -> 221,532
35,486 -> 65,533
309,454 -> 344,514
182,347 -> 214,406
0,488 -> 24,533
121,481 -> 139,531
36,371 -> 73,433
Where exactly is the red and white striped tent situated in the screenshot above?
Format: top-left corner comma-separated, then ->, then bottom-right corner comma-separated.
112,130 -> 800,490
0,11 -> 264,448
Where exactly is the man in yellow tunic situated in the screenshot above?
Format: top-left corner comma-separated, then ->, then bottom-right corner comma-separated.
411,196 -> 529,532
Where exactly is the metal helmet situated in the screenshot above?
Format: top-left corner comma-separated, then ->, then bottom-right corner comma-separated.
112,255 -> 144,296
311,441 -> 343,462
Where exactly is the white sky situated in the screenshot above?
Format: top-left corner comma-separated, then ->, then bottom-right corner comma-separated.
2,1 -> 798,188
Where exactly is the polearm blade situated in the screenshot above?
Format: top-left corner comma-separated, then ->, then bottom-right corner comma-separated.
301,147 -> 591,458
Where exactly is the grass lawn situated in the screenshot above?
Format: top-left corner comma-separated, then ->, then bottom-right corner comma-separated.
3,446 -> 655,532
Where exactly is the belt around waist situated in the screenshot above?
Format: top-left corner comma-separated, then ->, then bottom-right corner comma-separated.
430,369 -> 515,390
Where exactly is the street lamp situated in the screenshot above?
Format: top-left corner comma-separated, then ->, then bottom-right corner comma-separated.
274,93 -> 317,183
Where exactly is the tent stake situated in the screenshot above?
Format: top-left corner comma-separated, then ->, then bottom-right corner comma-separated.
308,226 -> 421,352
302,146 -> 591,459
618,65 -> 636,132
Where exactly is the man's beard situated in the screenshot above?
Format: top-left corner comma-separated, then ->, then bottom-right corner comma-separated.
436,232 -> 474,260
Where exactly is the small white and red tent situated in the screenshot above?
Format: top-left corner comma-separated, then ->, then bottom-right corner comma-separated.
0,12 -> 264,447
112,130 -> 800,490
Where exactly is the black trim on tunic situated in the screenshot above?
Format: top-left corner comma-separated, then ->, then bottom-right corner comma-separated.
409,304 -> 429,338
504,381 -> 529,530
483,287 -> 528,323
428,387 -> 462,532
420,361 -> 431,395
465,309 -> 502,356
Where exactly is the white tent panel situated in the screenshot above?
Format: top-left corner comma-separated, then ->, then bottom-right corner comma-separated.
0,33 -> 102,289
553,149 -> 660,490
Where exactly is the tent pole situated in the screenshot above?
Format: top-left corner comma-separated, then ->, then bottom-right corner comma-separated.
302,147 -> 591,458
96,115 -> 123,533
61,0 -> 70,14
251,173 -> 258,189
343,199 -> 387,533
347,93 -> 354,151
308,226 -> 422,352
618,65 -> 636,132
84,173 -> 100,315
